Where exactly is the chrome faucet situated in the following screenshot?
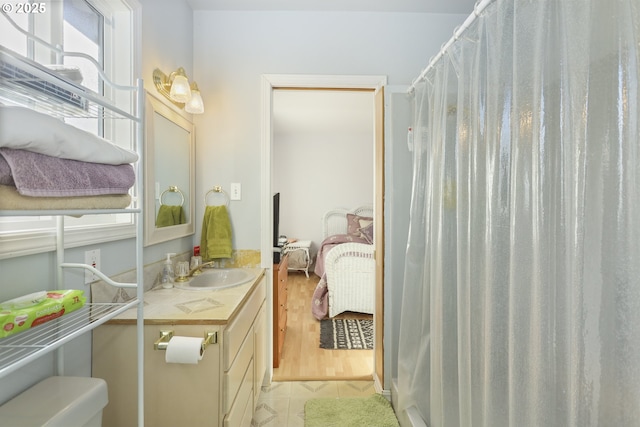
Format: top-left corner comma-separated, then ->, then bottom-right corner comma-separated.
188,260 -> 216,277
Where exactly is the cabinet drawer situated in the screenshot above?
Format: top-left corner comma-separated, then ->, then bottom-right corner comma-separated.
278,302 -> 287,327
277,328 -> 286,357
279,255 -> 288,273
279,310 -> 287,331
278,276 -> 287,294
224,359 -> 254,427
278,310 -> 286,346
278,290 -> 287,308
223,328 -> 253,413
240,387 -> 255,427
224,279 -> 265,370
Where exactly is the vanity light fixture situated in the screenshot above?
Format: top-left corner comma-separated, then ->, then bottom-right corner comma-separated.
153,67 -> 205,114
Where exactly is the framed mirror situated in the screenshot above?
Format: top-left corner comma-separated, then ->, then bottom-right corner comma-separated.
144,93 -> 195,246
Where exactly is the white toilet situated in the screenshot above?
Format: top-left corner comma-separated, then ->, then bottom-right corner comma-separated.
0,376 -> 108,427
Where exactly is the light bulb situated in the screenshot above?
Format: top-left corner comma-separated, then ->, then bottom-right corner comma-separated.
185,85 -> 204,114
169,68 -> 191,103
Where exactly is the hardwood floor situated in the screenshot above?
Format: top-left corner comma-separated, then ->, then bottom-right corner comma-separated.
272,271 -> 373,381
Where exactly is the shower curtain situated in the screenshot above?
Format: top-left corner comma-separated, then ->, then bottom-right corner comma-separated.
397,0 -> 640,426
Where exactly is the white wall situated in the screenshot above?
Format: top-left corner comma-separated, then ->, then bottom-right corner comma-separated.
192,10 -> 468,250
141,0 -> 193,96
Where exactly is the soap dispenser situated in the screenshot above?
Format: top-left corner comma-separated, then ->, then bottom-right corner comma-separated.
161,253 -> 176,289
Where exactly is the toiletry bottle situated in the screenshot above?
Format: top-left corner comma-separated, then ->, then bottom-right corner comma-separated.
161,253 -> 176,289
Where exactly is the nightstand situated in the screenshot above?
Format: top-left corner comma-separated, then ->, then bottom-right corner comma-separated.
283,240 -> 313,277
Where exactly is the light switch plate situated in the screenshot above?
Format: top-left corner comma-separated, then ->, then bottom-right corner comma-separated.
230,183 -> 241,200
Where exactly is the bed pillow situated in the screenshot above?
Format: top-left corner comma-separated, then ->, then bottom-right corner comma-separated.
347,213 -> 373,238
0,106 -> 138,165
359,222 -> 374,244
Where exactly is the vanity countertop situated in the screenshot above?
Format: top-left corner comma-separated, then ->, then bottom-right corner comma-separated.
106,268 -> 265,326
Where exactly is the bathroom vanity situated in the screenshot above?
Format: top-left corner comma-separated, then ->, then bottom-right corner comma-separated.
92,268 -> 266,427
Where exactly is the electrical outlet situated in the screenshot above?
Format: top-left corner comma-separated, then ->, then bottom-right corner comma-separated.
84,249 -> 101,284
230,183 -> 241,200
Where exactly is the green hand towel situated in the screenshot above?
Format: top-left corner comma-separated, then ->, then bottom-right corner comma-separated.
201,205 -> 232,260
156,205 -> 186,228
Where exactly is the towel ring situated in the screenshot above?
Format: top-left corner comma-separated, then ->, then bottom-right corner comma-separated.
160,185 -> 185,206
205,186 -> 230,207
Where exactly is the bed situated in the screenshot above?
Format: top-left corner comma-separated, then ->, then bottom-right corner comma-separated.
311,206 -> 375,319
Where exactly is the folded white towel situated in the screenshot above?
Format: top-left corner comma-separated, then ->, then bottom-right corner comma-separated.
0,106 -> 138,165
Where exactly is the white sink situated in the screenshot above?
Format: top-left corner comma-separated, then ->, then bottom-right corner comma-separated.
174,268 -> 256,290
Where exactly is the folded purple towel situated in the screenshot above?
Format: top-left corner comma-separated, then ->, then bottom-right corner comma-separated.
0,148 -> 135,197
0,155 -> 14,186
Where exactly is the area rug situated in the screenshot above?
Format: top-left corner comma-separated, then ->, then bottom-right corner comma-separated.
319,318 -> 373,349
305,393 -> 399,427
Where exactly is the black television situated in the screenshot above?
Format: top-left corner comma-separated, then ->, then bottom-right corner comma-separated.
273,192 -> 280,248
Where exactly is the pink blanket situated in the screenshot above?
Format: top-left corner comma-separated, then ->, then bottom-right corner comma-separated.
311,234 -> 370,320
0,148 -> 134,197
311,273 -> 330,320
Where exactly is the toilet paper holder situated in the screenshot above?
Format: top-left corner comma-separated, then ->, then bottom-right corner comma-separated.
153,330 -> 217,351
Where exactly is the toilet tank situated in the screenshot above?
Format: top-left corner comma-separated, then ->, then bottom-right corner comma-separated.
0,376 -> 108,427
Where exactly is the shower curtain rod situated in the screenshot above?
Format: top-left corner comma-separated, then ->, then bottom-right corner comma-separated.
407,0 -> 495,94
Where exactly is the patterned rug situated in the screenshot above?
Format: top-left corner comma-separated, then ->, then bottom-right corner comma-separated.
319,318 -> 373,349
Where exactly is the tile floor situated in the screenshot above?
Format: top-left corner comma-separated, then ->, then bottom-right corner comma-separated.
251,380 -> 376,427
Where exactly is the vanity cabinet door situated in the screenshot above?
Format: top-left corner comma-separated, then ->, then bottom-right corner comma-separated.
93,324 -> 222,427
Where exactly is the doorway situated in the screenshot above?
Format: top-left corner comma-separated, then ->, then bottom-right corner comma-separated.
272,89 -> 374,249
260,74 -> 386,387
272,88 -> 374,381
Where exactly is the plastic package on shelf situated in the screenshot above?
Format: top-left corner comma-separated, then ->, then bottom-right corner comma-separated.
0,290 -> 86,338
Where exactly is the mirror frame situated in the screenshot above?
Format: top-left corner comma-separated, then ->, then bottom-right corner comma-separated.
144,92 -> 195,246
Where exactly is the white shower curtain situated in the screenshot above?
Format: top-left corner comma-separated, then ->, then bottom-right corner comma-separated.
397,0 -> 640,426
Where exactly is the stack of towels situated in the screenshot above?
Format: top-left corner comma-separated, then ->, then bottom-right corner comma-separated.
0,106 -> 137,210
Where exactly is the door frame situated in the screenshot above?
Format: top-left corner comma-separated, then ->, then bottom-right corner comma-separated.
260,74 -> 386,386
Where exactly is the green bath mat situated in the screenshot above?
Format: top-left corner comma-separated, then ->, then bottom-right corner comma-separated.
304,393 -> 400,427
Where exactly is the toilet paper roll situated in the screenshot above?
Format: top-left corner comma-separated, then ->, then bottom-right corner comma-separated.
165,336 -> 205,364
